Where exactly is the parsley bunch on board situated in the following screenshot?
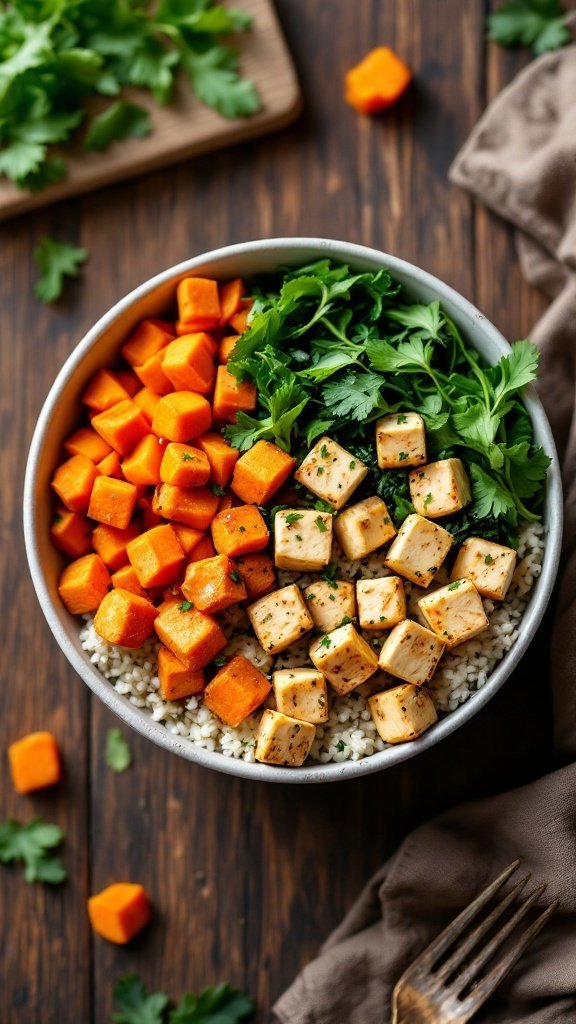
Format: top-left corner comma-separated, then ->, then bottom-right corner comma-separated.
0,0 -> 260,192
0,817 -> 67,884
110,975 -> 254,1024
225,260 -> 551,547
487,0 -> 572,55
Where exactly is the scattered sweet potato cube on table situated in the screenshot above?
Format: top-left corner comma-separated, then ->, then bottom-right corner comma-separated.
8,731 -> 61,794
345,46 -> 412,115
203,654 -> 271,726
88,883 -> 151,944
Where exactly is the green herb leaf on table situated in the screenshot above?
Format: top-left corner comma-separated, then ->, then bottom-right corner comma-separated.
0,818 -> 67,885
169,983 -> 254,1023
111,975 -> 169,1024
85,101 -> 151,151
105,728 -> 132,773
33,237 -> 88,303
487,0 -> 572,55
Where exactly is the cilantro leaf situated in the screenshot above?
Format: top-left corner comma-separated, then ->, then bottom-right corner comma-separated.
0,818 -> 67,885
180,45 -> 260,119
111,975 -> 169,1024
385,301 -> 445,339
169,983 -> 254,1023
470,464 -> 517,523
105,728 -> 132,773
487,0 -> 571,55
322,371 -> 388,421
490,339 -> 539,410
33,236 -> 88,302
85,101 -> 151,151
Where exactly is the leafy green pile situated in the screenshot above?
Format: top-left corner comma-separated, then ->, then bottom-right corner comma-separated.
487,0 -> 572,55
111,975 -> 254,1024
225,260 -> 550,546
0,0 -> 259,192
0,817 -> 67,883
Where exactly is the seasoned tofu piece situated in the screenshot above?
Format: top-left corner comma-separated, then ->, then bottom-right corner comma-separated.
385,513 -> 453,587
303,579 -> 356,633
274,509 -> 333,571
247,584 -> 314,654
309,622 -> 378,695
255,709 -> 316,766
375,412 -> 427,469
450,537 -> 517,601
333,496 -> 396,560
418,579 -> 489,648
357,576 -> 406,630
378,619 -> 446,686
294,436 -> 367,510
273,668 -> 329,724
369,684 -> 438,744
409,458 -> 471,518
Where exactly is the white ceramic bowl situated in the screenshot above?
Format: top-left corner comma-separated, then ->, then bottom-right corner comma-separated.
24,238 -> 563,783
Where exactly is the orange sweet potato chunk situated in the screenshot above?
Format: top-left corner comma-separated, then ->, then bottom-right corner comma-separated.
88,475 -> 137,530
58,553 -> 111,614
8,731 -> 61,794
345,46 -> 412,114
94,588 -> 158,648
212,365 -> 256,423
152,391 -> 212,442
228,302 -> 252,334
196,433 -> 239,486
121,434 -> 164,486
188,534 -> 216,562
92,521 -> 141,571
126,524 -> 185,589
52,454 -> 99,513
203,655 -> 271,727
218,335 -> 240,364
219,278 -> 245,323
181,553 -> 246,613
211,505 -> 269,557
231,440 -> 296,505
50,508 -> 92,559
172,523 -> 204,556
111,564 -> 150,601
114,369 -> 140,398
64,427 -> 112,464
97,450 -> 123,479
177,277 -> 221,330
82,369 -> 130,413
158,646 -> 205,700
134,349 -> 174,396
133,386 -> 161,423
161,333 -> 216,394
122,318 -> 173,367
159,443 -> 210,487
152,483 -> 219,530
92,400 -> 150,456
87,883 -> 151,944
154,602 -> 226,669
235,553 -> 276,600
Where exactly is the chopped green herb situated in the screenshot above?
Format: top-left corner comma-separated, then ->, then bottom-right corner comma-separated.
349,460 -> 356,469
285,512 -> 304,526
314,499 -> 336,515
315,516 -> 328,532
182,452 -> 197,461
211,484 -> 226,496
110,975 -> 254,1024
328,594 -> 336,602
179,601 -> 194,612
447,580 -> 463,591
295,534 -> 303,542
0,818 -> 66,885
487,0 -> 571,56
238,525 -> 246,532
262,613 -> 273,623
105,728 -> 132,773
423,492 -> 434,509
397,414 -> 407,423
484,553 -> 495,565
319,634 -> 332,648
320,444 -> 330,458
306,593 -> 316,601
336,740 -> 346,752
322,562 -> 339,589
398,451 -> 409,461
84,101 -> 151,153
214,654 -> 227,667
229,570 -> 242,584
338,616 -> 353,626
316,466 -> 325,476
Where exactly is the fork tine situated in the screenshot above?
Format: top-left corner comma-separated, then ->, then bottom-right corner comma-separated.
434,874 -> 530,982
450,883 -> 547,994
410,860 -> 521,969
457,899 -> 560,1019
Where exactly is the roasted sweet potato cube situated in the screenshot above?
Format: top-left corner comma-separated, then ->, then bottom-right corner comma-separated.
64,427 -> 112,464
212,365 -> 256,422
218,335 -> 240,364
111,564 -> 150,600
51,454 -> 99,513
88,476 -> 137,530
121,318 -> 173,367
188,534 -> 216,561
121,434 -> 164,486
97,450 -> 123,479
82,369 -> 130,412
162,333 -> 216,394
211,505 -> 269,557
181,554 -> 246,613
58,553 -> 111,614
235,553 -> 275,600
158,646 -> 205,700
126,524 -> 185,588
154,602 -> 226,669
92,400 -> 150,456
203,654 -> 271,727
87,883 -> 151,944
152,483 -> 219,530
133,349 -> 173,396
93,588 -> 158,648
8,731 -> 61,794
172,523 -> 204,556
196,433 -> 239,486
152,391 -> 212,442
160,443 -> 210,487
231,440 -> 296,505
176,277 -> 221,330
133,386 -> 161,423
50,508 -> 93,559
92,521 -> 141,571
219,277 -> 245,323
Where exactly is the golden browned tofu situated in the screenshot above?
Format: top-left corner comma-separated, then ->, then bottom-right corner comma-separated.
273,668 -> 329,724
418,578 -> 489,648
356,576 -> 406,630
303,579 -> 356,633
385,513 -> 453,587
294,436 -> 367,510
309,622 -> 379,695
409,458 -> 471,518
369,684 -> 437,744
255,710 -> 316,766
333,496 -> 396,559
450,537 -> 517,601
378,619 -> 446,686
274,509 -> 333,571
375,412 -> 426,468
247,584 -> 314,654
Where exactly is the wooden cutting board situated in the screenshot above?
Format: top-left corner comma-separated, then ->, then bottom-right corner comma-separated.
0,0 -> 301,221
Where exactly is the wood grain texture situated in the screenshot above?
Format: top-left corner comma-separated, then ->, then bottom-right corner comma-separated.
0,0 -> 301,221
0,2 -> 559,1022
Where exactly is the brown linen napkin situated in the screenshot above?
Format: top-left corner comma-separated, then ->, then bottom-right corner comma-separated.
275,46 -> 576,1024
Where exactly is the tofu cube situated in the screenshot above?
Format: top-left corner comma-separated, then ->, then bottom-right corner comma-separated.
369,684 -> 438,744
385,513 -> 453,587
378,619 -> 446,686
409,458 -> 471,518
375,412 -> 426,468
247,584 -> 314,654
294,436 -> 367,510
418,578 -> 489,648
333,496 -> 396,560
303,579 -> 356,633
255,709 -> 316,766
274,509 -> 333,571
356,576 -> 406,630
309,622 -> 378,695
450,537 -> 517,601
273,668 -> 329,724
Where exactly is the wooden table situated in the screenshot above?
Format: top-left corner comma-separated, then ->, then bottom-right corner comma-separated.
0,2 -> 559,1020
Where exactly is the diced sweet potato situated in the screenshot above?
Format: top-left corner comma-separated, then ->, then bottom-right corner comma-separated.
172,523 -> 204,555
159,443 -> 210,487
137,494 -> 163,531
64,427 -> 112,464
121,434 -> 164,486
152,391 -> 212,442
92,400 -> 150,456
218,335 -> 240,364
126,524 -> 185,588
52,454 -> 99,513
219,277 -> 245,323
158,646 -> 205,700
122,318 -> 173,367
212,365 -> 256,422
50,508 -> 92,559
231,440 -> 296,504
88,475 -> 137,530
134,349 -> 173,396
177,277 -> 221,330
228,305 -> 252,334
196,432 -> 239,486
113,370 -> 140,398
82,369 -> 130,412
203,655 -> 271,727
235,553 -> 275,600
154,602 -> 226,669
8,732 -> 62,794
188,534 -> 216,562
162,333 -> 216,394
92,520 -> 141,571
133,386 -> 161,423
87,883 -> 151,944
152,483 -> 219,530
97,450 -> 123,479
111,564 -> 150,600
94,588 -> 158,647
211,505 -> 269,557
181,553 -> 246,613
58,553 -> 111,614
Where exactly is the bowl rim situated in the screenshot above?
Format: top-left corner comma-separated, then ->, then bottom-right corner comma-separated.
23,236 -> 563,783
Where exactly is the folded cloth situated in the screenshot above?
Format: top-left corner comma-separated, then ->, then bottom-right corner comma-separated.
275,46 -> 576,1024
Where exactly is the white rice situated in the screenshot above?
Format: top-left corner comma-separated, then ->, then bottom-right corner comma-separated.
79,522 -> 544,764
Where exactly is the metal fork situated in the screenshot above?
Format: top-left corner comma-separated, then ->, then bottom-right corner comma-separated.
391,860 -> 559,1023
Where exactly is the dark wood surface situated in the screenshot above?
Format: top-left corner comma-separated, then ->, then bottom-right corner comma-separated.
0,2 -> 560,1021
